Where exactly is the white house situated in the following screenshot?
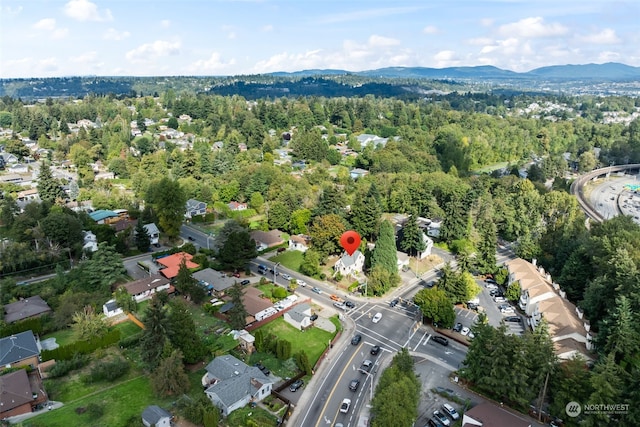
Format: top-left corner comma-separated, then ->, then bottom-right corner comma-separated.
334,250 -> 365,277
102,299 -> 123,318
122,275 -> 172,302
203,355 -> 273,416
283,303 -> 312,331
83,230 -> 98,253
419,233 -> 434,259
185,199 -> 207,219
289,235 -> 310,252
141,405 -> 171,427
143,223 -> 160,246
228,201 -> 247,211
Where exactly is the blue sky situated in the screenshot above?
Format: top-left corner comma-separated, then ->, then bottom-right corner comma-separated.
1,0 -> 638,78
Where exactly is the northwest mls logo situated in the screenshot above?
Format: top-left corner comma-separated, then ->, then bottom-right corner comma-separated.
565,401 -> 582,417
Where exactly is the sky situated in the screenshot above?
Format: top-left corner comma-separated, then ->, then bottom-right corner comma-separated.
1,0 -> 639,79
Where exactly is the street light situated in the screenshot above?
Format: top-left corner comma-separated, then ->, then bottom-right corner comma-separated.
206,233 -> 214,250
360,369 -> 375,401
274,262 -> 281,283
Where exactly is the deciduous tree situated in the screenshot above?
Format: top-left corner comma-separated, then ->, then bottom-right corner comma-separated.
151,349 -> 190,397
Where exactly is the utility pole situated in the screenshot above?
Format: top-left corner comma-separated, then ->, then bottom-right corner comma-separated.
538,369 -> 550,422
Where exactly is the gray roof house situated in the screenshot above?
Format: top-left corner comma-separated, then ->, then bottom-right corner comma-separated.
334,250 -> 365,277
193,268 -> 237,294
0,331 -> 40,368
141,405 -> 172,427
143,223 -> 160,245
203,354 -> 273,416
283,303 -> 312,330
185,199 -> 207,219
3,296 -> 52,324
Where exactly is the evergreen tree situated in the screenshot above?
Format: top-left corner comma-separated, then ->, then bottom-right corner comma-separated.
78,243 -> 126,294
474,194 -> 498,272
37,161 -> 65,203
217,230 -> 258,271
227,282 -> 248,330
140,295 -> 169,370
350,182 -> 382,240
313,184 -> 347,218
134,220 -> 151,252
146,177 -> 186,239
371,220 -> 398,276
151,349 -> 190,397
167,299 -> 207,364
398,213 -> 426,256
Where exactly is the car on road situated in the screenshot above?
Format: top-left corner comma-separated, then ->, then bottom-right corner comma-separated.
349,379 -> 360,391
432,336 -> 449,346
460,326 -> 470,336
432,410 -> 451,426
372,312 -> 382,323
187,236 -> 195,241
442,403 -> 460,420
344,301 -> 355,308
330,294 -> 342,301
389,298 -> 399,307
281,273 -> 292,281
504,316 -> 522,323
351,334 -> 362,345
240,279 -> 251,286
289,379 -> 304,392
296,279 -> 307,287
268,268 -> 279,276
370,345 -> 380,355
340,398 -> 351,413
360,360 -> 373,373
334,302 -> 346,310
453,322 -> 463,333
312,287 -> 322,294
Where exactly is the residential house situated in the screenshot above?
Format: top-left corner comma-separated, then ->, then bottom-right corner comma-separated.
0,331 -> 40,369
143,223 -> 160,246
289,234 -> 310,252
202,355 -> 273,416
349,168 -> 369,180
3,296 -> 52,324
283,303 -> 312,331
83,230 -> 98,253
185,198 -> 207,219
334,250 -> 365,277
462,402 -> 532,427
0,369 -> 48,419
122,275 -> 172,302
8,163 -> 28,174
356,133 -> 388,149
156,252 -> 199,280
102,299 -> 123,318
229,329 -> 256,354
89,209 -> 119,224
249,229 -> 284,251
0,153 -> 19,164
228,201 -> 247,211
222,286 -> 274,325
192,268 -> 237,295
141,405 -> 172,427
506,258 -> 593,360
16,188 -> 39,204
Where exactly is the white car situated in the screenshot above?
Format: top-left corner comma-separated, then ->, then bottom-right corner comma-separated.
372,312 -> 382,323
501,306 -> 515,314
296,279 -> 307,287
281,273 -> 292,281
442,403 -> 460,420
460,326 -> 470,336
340,398 -> 351,413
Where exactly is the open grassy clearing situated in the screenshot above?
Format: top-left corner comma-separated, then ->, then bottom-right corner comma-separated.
269,250 -> 304,271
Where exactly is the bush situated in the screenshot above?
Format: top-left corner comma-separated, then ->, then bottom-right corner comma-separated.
272,287 -> 287,299
46,354 -> 89,378
85,402 -> 104,418
118,331 -> 143,348
83,357 -> 130,383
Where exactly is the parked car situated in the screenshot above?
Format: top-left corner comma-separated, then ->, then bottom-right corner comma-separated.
240,279 -> 251,286
312,287 -> 322,294
504,316 -> 522,323
254,363 -> 270,376
289,379 -> 304,392
453,322 -> 463,333
493,296 -> 507,303
268,268 -> 279,276
485,283 -> 499,290
467,302 -> 479,311
389,298 -> 399,307
499,304 -> 515,314
277,247 -> 286,253
372,312 -> 382,323
428,418 -> 446,427
351,334 -> 362,345
296,279 -> 307,287
432,336 -> 449,346
349,379 -> 360,391
232,272 -> 241,278
432,410 -> 451,426
360,360 -> 373,373
370,345 -> 380,355
489,289 -> 502,297
340,398 -> 351,413
344,301 -> 355,308
460,326 -> 470,336
442,403 -> 460,420
310,314 -> 318,321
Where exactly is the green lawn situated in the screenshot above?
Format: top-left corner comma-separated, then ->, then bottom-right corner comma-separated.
113,320 -> 143,338
43,328 -> 75,347
227,406 -> 278,427
270,250 -> 304,271
256,317 -> 336,366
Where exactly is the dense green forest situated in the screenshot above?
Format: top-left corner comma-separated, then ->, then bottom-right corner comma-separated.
2,90 -> 640,424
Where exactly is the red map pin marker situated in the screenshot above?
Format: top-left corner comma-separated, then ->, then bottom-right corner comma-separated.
340,230 -> 361,256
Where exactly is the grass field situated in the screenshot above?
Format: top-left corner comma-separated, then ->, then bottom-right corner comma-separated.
43,328 -> 75,347
256,317 -> 335,366
270,250 -> 304,271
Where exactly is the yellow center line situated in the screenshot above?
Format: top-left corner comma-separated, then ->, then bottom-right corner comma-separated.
314,342 -> 363,427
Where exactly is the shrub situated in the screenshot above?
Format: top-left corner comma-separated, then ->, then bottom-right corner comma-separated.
83,357 -> 130,383
85,402 -> 104,418
272,287 -> 287,299
46,354 -> 89,378
118,331 -> 143,348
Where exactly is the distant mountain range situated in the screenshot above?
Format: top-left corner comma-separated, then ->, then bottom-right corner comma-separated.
270,62 -> 640,81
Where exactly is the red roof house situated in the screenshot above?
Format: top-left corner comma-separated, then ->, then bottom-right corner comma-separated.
156,252 -> 199,279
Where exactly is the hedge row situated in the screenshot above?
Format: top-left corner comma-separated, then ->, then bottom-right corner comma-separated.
40,329 -> 121,361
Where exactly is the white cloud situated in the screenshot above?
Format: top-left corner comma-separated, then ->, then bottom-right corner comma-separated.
480,18 -> 494,27
578,28 -> 620,45
64,0 -> 113,22
468,37 -> 493,46
126,40 -> 181,63
33,18 -> 56,31
422,25 -> 439,34
71,51 -> 97,63
368,35 -> 400,47
103,28 -> 130,41
161,20 -> 171,28
39,57 -> 59,73
262,24 -> 273,32
319,6 -> 423,24
228,32 -> 237,40
53,28 -> 70,39
598,51 -> 621,62
188,52 -> 236,74
498,17 -> 567,38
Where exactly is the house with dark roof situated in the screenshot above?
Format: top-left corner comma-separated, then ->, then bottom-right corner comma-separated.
3,296 -> 52,324
185,198 -> 206,219
141,405 -> 172,427
0,369 -> 48,419
462,402 -> 532,427
249,229 -> 284,251
334,250 -> 365,277
202,354 -> 273,416
102,299 -> 123,318
192,268 -> 237,295
88,209 -> 119,224
283,303 -> 312,331
143,223 -> 160,246
122,275 -> 172,302
156,252 -> 199,279
0,331 -> 40,369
